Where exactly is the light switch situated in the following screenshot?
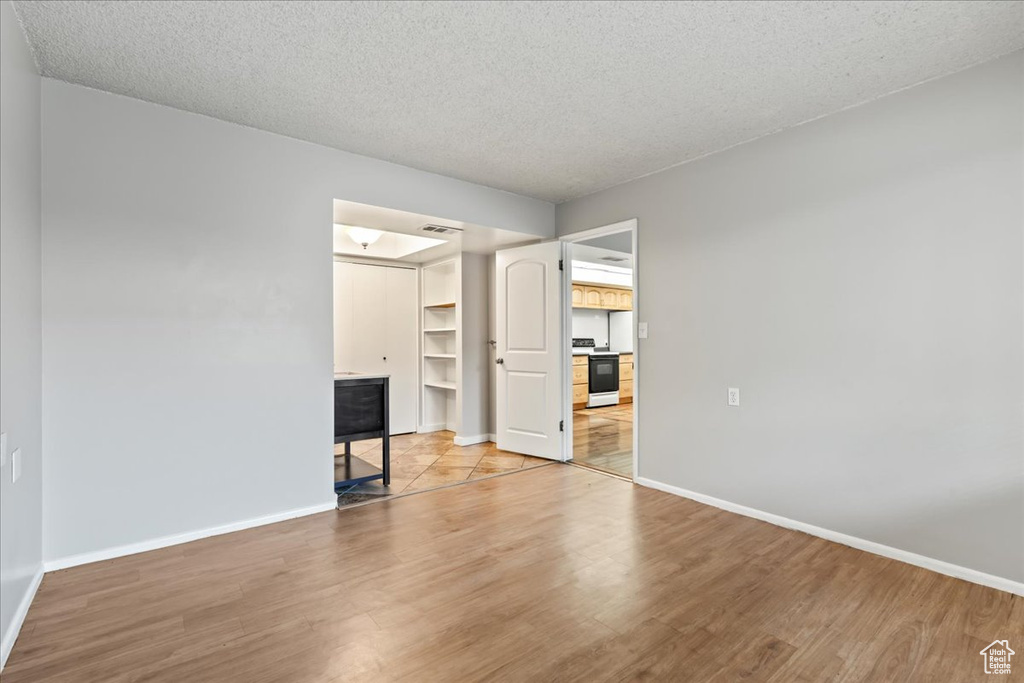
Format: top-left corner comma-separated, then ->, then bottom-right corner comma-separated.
728,388 -> 740,407
0,432 -> 6,468
638,322 -> 648,339
12,448 -> 22,483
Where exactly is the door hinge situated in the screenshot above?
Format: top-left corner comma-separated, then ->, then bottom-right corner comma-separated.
558,259 -> 564,271
559,420 -> 564,432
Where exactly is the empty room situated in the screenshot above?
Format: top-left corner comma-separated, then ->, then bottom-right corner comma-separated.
1,1 -> 1022,681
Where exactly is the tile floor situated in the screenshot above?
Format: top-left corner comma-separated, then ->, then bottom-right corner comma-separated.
572,402 -> 633,477
334,431 -> 551,507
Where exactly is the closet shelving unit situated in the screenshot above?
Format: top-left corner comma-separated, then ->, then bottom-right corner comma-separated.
421,258 -> 459,432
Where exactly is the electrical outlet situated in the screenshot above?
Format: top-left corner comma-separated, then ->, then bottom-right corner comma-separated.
728,388 -> 740,407
0,432 -> 7,468
12,448 -> 22,483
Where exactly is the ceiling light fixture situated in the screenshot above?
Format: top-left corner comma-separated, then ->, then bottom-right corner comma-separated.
344,226 -> 384,249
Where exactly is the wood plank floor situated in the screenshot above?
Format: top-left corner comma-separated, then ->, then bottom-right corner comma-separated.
6,465 -> 1021,682
573,403 -> 633,477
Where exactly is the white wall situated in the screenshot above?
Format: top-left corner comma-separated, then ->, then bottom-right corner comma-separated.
41,80 -> 554,564
458,253 -> 490,440
557,52 -> 1024,584
0,0 -> 43,665
571,309 -> 609,347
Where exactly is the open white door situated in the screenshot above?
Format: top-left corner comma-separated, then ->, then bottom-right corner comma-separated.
495,241 -> 565,460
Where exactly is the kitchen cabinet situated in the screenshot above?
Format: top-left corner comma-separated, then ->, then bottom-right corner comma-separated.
619,357 -> 633,381
619,353 -> 633,404
571,284 -> 585,308
572,354 -> 589,408
572,364 -> 588,385
574,283 -> 632,311
600,288 -> 618,309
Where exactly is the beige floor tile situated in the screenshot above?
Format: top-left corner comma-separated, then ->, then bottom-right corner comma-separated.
406,467 -> 474,490
401,443 -> 453,456
477,453 -> 526,469
447,443 -> 491,456
433,453 -> 484,468
393,453 -> 442,468
467,466 -> 520,480
389,461 -> 432,480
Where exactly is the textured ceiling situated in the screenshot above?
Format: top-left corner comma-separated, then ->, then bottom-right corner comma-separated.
13,1 -> 1024,203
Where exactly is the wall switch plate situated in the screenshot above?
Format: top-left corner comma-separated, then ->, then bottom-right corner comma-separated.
728,388 -> 740,406
638,322 -> 649,339
12,448 -> 22,483
0,432 -> 6,468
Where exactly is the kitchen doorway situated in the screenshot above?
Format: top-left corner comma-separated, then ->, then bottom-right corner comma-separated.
562,220 -> 638,479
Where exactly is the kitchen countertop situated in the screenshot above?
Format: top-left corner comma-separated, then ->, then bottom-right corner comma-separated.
334,371 -> 391,380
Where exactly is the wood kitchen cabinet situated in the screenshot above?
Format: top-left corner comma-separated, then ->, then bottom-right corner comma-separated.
572,355 -> 589,409
572,364 -> 588,385
571,284 -> 585,307
619,353 -> 633,404
574,283 -> 633,311
583,287 -> 602,308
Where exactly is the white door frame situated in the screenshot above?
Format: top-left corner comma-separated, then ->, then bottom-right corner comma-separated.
559,219 -> 639,480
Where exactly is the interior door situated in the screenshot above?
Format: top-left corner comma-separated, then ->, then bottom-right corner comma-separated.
384,266 -> 417,434
350,264 -> 387,376
495,242 -> 565,460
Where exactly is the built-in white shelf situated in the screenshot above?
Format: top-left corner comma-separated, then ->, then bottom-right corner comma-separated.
423,328 -> 456,334
424,353 -> 456,359
424,380 -> 456,391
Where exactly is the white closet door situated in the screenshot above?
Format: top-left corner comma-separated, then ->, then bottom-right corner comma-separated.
385,267 -> 418,434
332,262 -> 354,372
350,264 -> 387,376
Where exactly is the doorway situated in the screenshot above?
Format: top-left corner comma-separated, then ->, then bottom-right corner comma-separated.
562,220 -> 638,479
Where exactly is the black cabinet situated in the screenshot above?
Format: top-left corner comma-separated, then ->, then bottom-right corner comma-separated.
334,375 -> 390,490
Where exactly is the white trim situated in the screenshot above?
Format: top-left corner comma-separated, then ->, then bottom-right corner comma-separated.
636,477 -> 1024,597
417,423 -> 446,434
559,219 -> 636,243
43,500 -> 337,572
0,564 -> 44,670
453,433 -> 491,446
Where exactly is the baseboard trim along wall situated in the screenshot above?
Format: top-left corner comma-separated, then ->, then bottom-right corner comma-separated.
417,424 -> 446,434
43,500 -> 338,573
636,477 -> 1024,597
0,565 -> 44,671
453,433 -> 491,447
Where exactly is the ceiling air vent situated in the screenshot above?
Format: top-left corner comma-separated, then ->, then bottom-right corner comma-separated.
420,224 -> 464,235
599,256 -> 629,263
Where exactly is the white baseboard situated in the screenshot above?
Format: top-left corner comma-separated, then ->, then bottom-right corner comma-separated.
417,423 -> 446,434
0,564 -> 44,671
636,477 -> 1024,597
453,433 -> 492,447
44,500 -> 338,572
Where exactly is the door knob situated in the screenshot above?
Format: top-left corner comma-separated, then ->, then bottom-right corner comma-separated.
495,358 -> 504,365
